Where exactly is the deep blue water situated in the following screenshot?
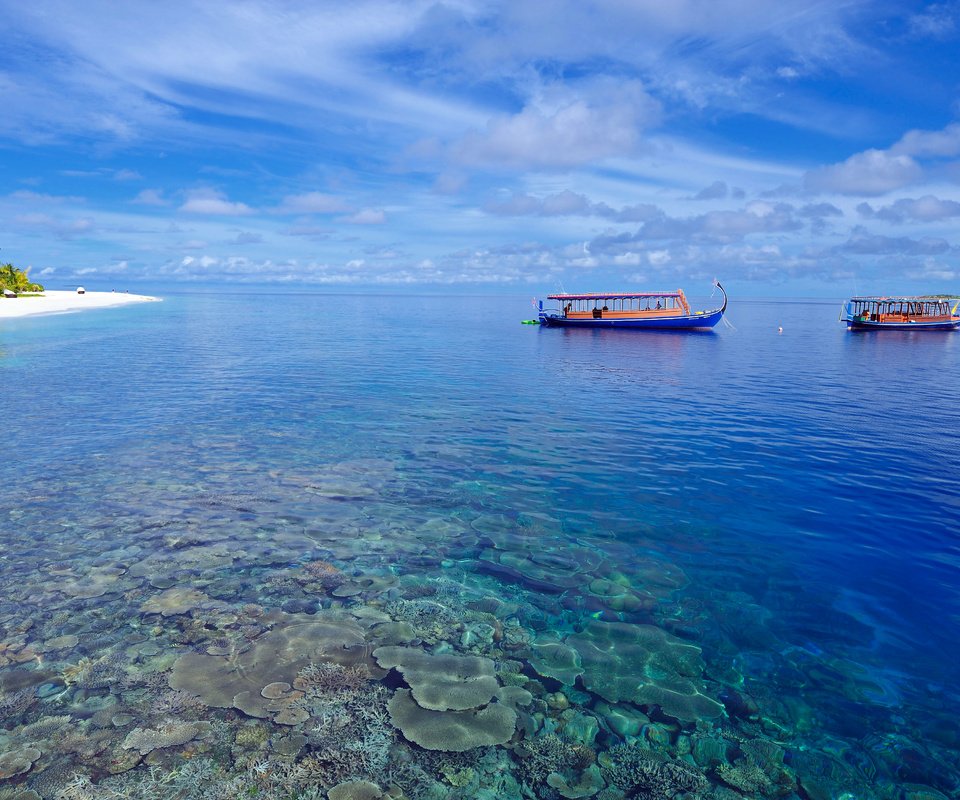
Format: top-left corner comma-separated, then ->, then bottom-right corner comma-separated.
1,292 -> 959,798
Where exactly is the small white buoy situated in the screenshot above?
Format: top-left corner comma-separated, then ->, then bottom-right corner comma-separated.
778,326 -> 783,334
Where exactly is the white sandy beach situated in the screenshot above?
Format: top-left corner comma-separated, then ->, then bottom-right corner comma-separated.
0,290 -> 161,319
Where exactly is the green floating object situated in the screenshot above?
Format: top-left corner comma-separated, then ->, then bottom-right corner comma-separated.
521,319 -> 540,325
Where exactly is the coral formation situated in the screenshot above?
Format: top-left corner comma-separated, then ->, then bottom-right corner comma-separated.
294,662 -> 370,697
0,748 -> 42,779
169,612 -> 372,718
528,636 -> 584,685
0,689 -> 36,719
139,587 -> 214,616
327,780 -> 384,800
121,720 -> 212,755
547,763 -> 604,798
61,653 -> 128,690
387,688 -> 517,751
373,646 -> 500,711
599,744 -> 708,796
566,620 -> 723,722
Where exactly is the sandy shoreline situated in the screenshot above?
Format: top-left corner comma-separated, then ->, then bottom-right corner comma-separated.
0,290 -> 161,319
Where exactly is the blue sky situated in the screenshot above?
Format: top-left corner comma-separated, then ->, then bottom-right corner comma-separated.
2,0 -> 960,296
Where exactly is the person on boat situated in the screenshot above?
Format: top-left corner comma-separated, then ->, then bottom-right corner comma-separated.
656,300 -> 662,309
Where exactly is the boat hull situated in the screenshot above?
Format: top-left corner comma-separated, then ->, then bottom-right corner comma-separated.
846,318 -> 960,330
540,307 -> 724,329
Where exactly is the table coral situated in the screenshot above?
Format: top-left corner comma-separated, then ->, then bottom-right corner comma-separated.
0,747 -> 41,779
373,646 -> 499,711
528,636 -> 584,685
121,720 -> 212,755
387,688 -> 517,752
139,587 -> 214,617
565,620 -> 723,722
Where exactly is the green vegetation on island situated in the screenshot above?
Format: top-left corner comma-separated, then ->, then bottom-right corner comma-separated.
1,262 -> 44,294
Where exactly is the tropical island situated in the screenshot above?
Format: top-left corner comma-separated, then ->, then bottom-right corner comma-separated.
0,259 -> 160,319
1,261 -> 44,296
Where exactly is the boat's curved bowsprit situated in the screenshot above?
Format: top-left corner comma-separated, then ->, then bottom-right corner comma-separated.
715,280 -> 728,315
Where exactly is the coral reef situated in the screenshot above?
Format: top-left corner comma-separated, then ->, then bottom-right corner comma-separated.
121,720 -> 212,755
599,744 -> 708,796
1,452 -> 954,800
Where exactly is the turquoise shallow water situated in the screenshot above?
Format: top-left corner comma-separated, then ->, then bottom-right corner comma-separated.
1,292 -> 958,799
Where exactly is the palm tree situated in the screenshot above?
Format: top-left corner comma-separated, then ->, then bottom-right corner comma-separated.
0,262 -> 42,293
0,263 -> 19,292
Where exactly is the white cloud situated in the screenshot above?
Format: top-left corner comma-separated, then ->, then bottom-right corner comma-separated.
485,190 -> 591,216
133,188 -> 168,206
343,209 -> 386,224
232,232 -> 263,245
13,213 -> 95,240
275,192 -> 350,214
858,195 -> 960,223
798,202 -> 843,218
905,261 -> 957,281
804,149 -> 923,196
74,260 -> 130,276
281,224 -> 331,238
649,250 -> 671,266
10,190 -> 85,204
432,172 -> 467,195
890,123 -> 960,158
693,181 -> 728,200
180,188 -> 253,215
837,226 -> 951,255
907,5 -> 958,39
606,203 -> 804,244
453,80 -> 660,169
483,190 -> 663,222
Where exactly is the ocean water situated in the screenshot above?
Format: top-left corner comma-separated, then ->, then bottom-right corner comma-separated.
1,291 -> 958,799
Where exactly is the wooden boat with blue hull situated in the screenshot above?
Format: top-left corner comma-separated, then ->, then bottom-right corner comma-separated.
538,282 -> 727,330
841,296 -> 960,330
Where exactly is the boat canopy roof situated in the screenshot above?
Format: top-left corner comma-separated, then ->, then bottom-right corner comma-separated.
548,291 -> 683,300
849,295 -> 953,302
